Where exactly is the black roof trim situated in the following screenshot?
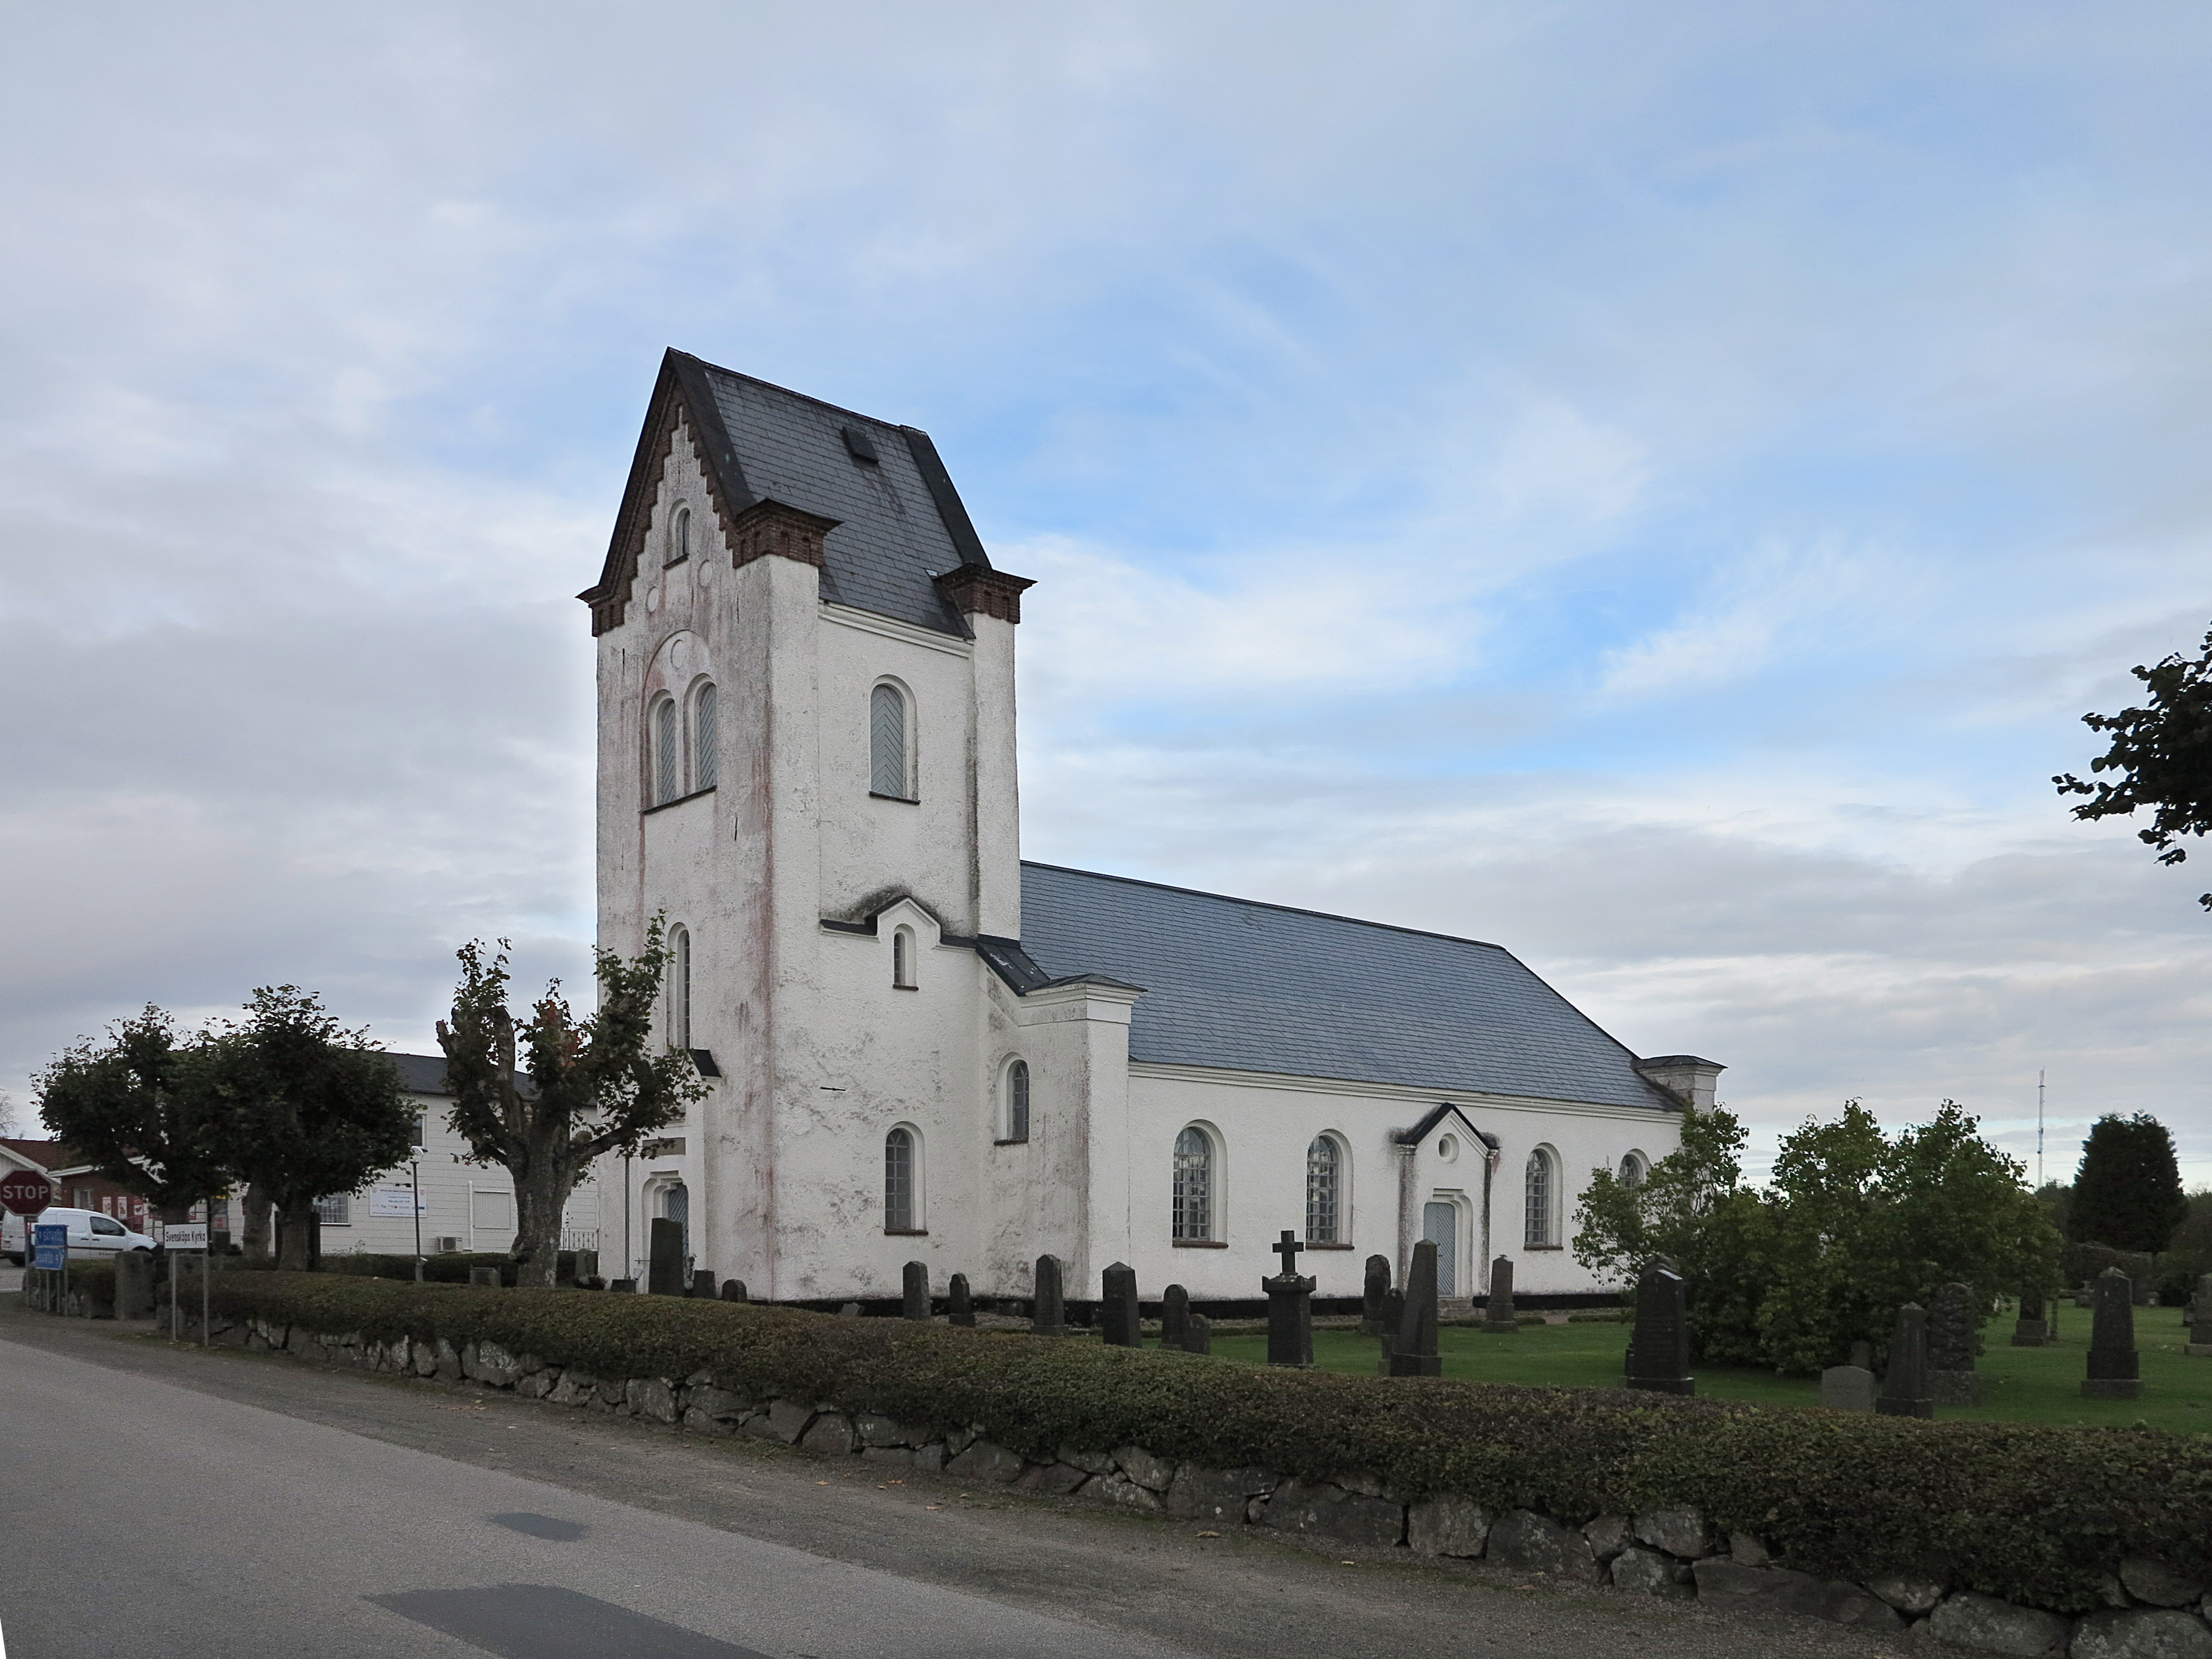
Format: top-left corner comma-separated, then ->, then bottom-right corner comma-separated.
899,427 -> 991,570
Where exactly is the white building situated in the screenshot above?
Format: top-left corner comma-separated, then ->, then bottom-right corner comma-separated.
577,350 -> 1717,1306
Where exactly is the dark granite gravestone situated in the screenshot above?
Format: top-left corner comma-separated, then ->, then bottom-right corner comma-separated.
647,1217 -> 684,1296
468,1266 -> 500,1287
1876,1304 -> 1934,1418
1374,1288 -> 1405,1373
1819,1360 -> 1876,1411
1623,1257 -> 1695,1395
1032,1253 -> 1065,1336
1390,1239 -> 1443,1377
2187,1274 -> 2212,1357
1361,1254 -> 1392,1336
1101,1262 -> 1141,1347
1265,1231 -> 1316,1368
1185,1312 -> 1212,1355
1927,1281 -> 1983,1405
902,1260 -> 931,1322
2083,1267 -> 2143,1399
720,1279 -> 748,1303
609,1278 -> 638,1293
1483,1255 -> 1517,1332
2012,1284 -> 2049,1347
948,1272 -> 975,1327
573,1249 -> 599,1282
690,1270 -> 716,1299
1161,1283 -> 1191,1350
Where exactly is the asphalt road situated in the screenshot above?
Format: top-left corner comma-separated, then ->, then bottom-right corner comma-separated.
0,1302 -> 1912,1659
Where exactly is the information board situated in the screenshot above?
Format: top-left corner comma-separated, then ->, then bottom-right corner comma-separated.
369,1187 -> 424,1218
164,1224 -> 210,1251
33,1222 -> 67,1271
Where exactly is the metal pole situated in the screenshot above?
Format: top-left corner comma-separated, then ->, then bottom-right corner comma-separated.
200,1196 -> 210,1347
411,1158 -> 423,1281
623,1151 -> 633,1283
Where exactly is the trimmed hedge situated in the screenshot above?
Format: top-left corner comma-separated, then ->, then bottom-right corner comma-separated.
188,1271 -> 2211,1614
318,1251 -> 583,1286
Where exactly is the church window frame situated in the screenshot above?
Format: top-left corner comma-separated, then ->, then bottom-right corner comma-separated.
649,692 -> 683,806
892,926 -> 917,990
1619,1150 -> 1648,1189
666,924 -> 692,1050
666,502 -> 692,567
869,679 -> 915,801
691,680 -> 718,791
884,1124 -> 925,1234
1172,1124 -> 1219,1243
1524,1145 -> 1559,1249
1304,1132 -> 1346,1245
1000,1058 -> 1031,1143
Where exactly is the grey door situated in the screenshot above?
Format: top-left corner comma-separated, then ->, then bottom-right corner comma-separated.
1423,1200 -> 1457,1296
664,1183 -> 690,1267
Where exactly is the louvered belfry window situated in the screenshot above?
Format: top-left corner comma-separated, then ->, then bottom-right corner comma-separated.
870,683 -> 907,797
884,1128 -> 915,1232
1173,1127 -> 1213,1241
693,684 -> 718,790
1305,1135 -> 1340,1243
653,697 -> 681,803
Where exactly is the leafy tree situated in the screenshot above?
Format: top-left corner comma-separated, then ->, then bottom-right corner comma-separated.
1574,1104 -> 1772,1364
34,1006 -> 232,1223
2070,1113 -> 2190,1253
196,987 -> 416,1270
2055,627 -> 2212,907
437,924 -> 705,1289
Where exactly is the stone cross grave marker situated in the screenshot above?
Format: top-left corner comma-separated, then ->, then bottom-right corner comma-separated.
1876,1303 -> 1933,1418
2185,1273 -> 2212,1357
1032,1253 -> 1065,1336
1161,1283 -> 1191,1350
902,1260 -> 931,1322
1624,1256 -> 1695,1395
1927,1282 -> 1983,1404
720,1278 -> 749,1303
1362,1254 -> 1392,1335
1390,1239 -> 1443,1376
1483,1255 -> 1517,1331
1101,1262 -> 1142,1347
2012,1284 -> 2048,1347
2083,1267 -> 2143,1399
948,1272 -> 975,1327
1265,1231 -> 1316,1368
647,1217 -> 684,1296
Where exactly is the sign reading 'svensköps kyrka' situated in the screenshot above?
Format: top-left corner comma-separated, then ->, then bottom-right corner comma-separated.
163,1224 -> 210,1250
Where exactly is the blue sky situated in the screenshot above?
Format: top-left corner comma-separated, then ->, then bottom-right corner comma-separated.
4,3 -> 2211,1187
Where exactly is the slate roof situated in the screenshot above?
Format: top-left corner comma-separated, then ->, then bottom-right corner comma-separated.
1016,864 -> 1679,1113
386,1052 -> 451,1096
582,350 -> 990,638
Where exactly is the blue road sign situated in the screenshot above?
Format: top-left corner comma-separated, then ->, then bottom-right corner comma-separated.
33,1223 -> 67,1271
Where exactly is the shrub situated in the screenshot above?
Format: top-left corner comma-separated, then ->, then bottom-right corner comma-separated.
190,1272 -> 2212,1615
25,1262 -> 115,1314
316,1251 -> 582,1286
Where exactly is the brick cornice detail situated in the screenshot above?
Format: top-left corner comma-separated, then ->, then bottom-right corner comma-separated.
730,499 -> 841,569
934,564 -> 1036,624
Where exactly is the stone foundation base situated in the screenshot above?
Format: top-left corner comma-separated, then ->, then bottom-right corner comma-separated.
2081,1378 -> 2143,1399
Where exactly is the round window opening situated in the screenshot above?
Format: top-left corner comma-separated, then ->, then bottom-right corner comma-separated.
1437,1134 -> 1458,1162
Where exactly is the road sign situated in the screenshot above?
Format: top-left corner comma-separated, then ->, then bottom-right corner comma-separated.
1,1170 -> 53,1215
163,1224 -> 210,1250
33,1223 -> 67,1271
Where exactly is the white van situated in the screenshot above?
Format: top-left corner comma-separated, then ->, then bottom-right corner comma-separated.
5,1207 -> 157,1262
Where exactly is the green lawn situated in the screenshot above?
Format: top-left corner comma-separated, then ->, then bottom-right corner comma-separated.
1207,1306 -> 2212,1433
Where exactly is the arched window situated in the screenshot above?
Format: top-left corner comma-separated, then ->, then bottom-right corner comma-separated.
667,503 -> 691,565
1305,1134 -> 1341,1243
1524,1147 -> 1556,1247
692,682 -> 718,790
1173,1127 -> 1214,1241
870,682 -> 910,798
666,925 -> 691,1049
1620,1151 -> 1647,1188
892,926 -> 916,989
884,1127 -> 917,1232
1004,1059 -> 1030,1142
652,696 -> 682,804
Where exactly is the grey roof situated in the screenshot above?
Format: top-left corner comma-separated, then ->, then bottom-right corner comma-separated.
1016,864 -> 1678,1112
386,1052 -> 450,1096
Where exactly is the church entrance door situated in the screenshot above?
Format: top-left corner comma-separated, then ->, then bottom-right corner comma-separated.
1422,1200 -> 1457,1296
664,1183 -> 690,1269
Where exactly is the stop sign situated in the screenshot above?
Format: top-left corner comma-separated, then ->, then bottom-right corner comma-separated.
1,1171 -> 55,1215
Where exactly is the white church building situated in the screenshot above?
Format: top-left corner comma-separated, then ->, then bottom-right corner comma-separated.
577,350 -> 1718,1308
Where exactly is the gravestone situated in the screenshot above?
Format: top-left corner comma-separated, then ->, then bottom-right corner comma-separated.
114,1249 -> 156,1319
1876,1304 -> 1934,1419
2185,1273 -> 2212,1357
902,1260 -> 931,1322
1265,1232 -> 1316,1368
1100,1262 -> 1141,1347
610,1277 -> 638,1293
1820,1360 -> 1876,1411
2011,1285 -> 2049,1347
1361,1254 -> 1392,1336
948,1272 -> 975,1327
1482,1255 -> 1517,1332
720,1279 -> 749,1303
1032,1253 -> 1066,1336
1184,1313 -> 1212,1355
1374,1288 -> 1405,1373
1390,1239 -> 1443,1377
1161,1283 -> 1191,1350
573,1249 -> 598,1282
468,1266 -> 500,1287
2083,1267 -> 2143,1399
690,1269 -> 716,1299
1623,1257 -> 1694,1395
647,1217 -> 684,1296
1927,1282 -> 1983,1405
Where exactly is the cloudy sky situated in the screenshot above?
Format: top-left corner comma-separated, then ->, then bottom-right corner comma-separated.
5,3 -> 2211,1186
